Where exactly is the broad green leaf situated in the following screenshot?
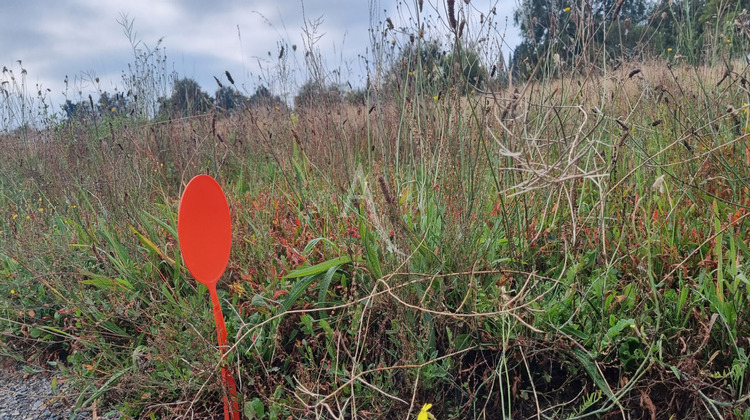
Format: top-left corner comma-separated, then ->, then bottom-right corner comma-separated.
80,274 -> 134,291
302,237 -> 339,255
129,225 -> 176,266
571,347 -> 613,398
560,324 -> 589,341
603,318 -> 634,346
317,265 -> 339,308
279,275 -> 316,313
360,214 -> 382,279
283,256 -> 351,279
244,397 -> 265,419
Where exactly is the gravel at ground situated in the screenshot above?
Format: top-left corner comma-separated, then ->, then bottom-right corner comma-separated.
0,359 -> 118,420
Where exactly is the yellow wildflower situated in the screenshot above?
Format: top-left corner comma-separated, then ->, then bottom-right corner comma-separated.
418,403 -> 436,420
564,7 -> 571,12
12,214 -> 18,220
10,289 -> 15,295
667,48 -> 672,52
433,95 -> 439,101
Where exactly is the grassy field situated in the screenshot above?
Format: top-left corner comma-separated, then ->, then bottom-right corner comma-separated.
4,6 -> 750,419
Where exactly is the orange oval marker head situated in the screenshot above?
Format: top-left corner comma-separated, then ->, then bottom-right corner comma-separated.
178,174 -> 232,287
177,174 -> 240,420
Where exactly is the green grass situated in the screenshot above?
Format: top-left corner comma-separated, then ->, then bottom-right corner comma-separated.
3,5 -> 750,419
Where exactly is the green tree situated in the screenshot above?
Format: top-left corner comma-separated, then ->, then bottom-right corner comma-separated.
386,38 -> 488,95
513,0 -> 650,76
62,98 -> 98,122
214,86 -> 248,112
62,100 -> 83,120
294,81 -> 342,110
443,46 -> 488,92
161,78 -> 212,118
637,0 -> 750,63
387,39 -> 446,89
248,86 -> 286,110
98,91 -> 128,117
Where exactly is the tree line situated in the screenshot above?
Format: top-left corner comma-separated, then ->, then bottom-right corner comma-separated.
512,0 -> 750,76
62,77 -> 287,122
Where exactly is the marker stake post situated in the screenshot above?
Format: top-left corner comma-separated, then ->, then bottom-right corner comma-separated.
177,175 -> 240,420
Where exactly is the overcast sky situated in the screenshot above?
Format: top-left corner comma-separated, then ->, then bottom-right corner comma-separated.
2,0 -> 520,112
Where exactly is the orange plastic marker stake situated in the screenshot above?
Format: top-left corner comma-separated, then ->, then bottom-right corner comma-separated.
177,175 -> 240,420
